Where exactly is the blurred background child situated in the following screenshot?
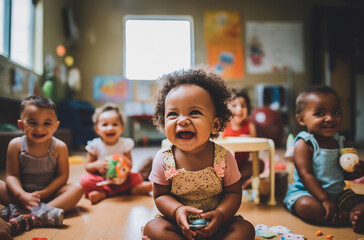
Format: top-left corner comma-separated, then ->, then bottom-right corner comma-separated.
80,103 -> 152,204
223,88 -> 265,189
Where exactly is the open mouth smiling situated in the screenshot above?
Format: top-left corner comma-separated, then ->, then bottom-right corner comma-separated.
177,131 -> 195,140
33,133 -> 46,138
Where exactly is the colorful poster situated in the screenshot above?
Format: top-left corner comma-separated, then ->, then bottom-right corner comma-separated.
93,76 -> 132,102
204,10 -> 242,45
246,22 -> 304,74
207,44 -> 244,80
204,10 -> 244,79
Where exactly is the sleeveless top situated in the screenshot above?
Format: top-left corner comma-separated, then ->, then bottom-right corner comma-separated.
163,143 -> 225,219
284,131 -> 345,211
19,136 -> 57,192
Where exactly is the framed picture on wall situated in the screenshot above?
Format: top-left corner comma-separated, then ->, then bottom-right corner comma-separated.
93,75 -> 132,102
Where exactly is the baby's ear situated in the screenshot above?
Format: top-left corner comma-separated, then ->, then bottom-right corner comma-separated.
17,120 -> 24,131
212,118 -> 221,135
295,114 -> 306,126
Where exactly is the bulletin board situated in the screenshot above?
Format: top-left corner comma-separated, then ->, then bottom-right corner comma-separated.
246,22 -> 304,74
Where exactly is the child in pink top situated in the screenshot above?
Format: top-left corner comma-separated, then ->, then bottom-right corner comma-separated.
143,68 -> 255,240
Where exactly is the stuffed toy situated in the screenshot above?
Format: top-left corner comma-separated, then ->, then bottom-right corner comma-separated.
340,148 -> 359,172
96,154 -> 131,186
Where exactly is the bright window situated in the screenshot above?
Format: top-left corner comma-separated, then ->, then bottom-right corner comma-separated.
124,16 -> 194,80
0,0 -> 34,69
10,0 -> 34,68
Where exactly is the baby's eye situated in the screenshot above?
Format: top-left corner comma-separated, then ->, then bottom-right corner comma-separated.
190,110 -> 202,115
314,112 -> 324,117
166,112 -> 177,117
333,110 -> 342,116
44,122 -> 52,126
27,121 -> 37,126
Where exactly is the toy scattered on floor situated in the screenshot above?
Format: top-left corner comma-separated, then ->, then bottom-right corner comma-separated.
96,154 -> 131,186
255,224 -> 293,239
68,155 -> 85,164
315,230 -> 323,236
281,233 -> 305,240
188,218 -> 209,229
340,148 -> 359,172
325,234 -> 334,239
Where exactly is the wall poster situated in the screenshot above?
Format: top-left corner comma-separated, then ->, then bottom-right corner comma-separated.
246,22 -> 304,74
204,10 -> 244,80
93,75 -> 132,102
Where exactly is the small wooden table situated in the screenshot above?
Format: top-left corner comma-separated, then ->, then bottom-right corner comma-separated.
214,137 -> 277,205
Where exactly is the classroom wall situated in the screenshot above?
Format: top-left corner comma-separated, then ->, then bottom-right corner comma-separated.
0,0 -> 358,139
69,0 -> 352,135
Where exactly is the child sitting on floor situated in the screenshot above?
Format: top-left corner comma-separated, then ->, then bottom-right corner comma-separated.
80,103 -> 152,204
223,88 -> 265,189
143,68 -> 255,240
0,96 -> 83,236
284,85 -> 364,232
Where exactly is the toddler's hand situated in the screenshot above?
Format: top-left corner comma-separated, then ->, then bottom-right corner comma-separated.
322,199 -> 342,223
175,206 -> 203,240
19,192 -> 40,211
195,209 -> 224,238
96,159 -> 109,174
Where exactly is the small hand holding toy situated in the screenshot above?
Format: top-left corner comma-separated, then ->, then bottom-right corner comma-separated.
96,154 -> 131,186
340,148 -> 359,172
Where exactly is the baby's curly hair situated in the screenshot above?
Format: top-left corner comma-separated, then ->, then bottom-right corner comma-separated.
92,102 -> 125,126
153,67 -> 233,139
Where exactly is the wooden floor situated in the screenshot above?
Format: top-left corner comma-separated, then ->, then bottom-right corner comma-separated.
1,146 -> 364,240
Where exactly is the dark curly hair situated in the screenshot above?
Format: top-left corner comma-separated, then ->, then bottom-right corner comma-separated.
231,88 -> 252,115
153,67 -> 233,139
295,85 -> 339,115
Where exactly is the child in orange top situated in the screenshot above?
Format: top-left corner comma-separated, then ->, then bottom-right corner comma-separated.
223,89 -> 265,188
143,68 -> 255,240
80,103 -> 152,204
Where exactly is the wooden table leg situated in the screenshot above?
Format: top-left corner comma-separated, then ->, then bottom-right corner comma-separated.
267,139 -> 277,205
251,151 -> 260,204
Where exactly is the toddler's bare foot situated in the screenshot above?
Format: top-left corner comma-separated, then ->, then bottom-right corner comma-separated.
351,210 -> 364,232
88,191 -> 107,204
130,181 -> 153,195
